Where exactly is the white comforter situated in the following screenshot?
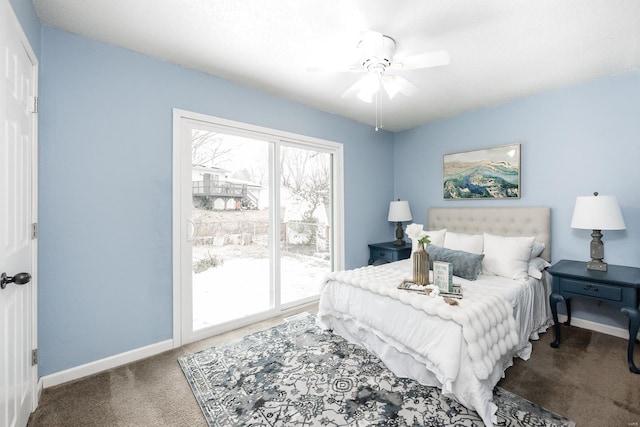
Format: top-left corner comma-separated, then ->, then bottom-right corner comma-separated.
316,259 -> 551,427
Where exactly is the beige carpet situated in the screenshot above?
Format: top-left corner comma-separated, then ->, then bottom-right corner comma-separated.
28,307 -> 639,426
498,323 -> 640,426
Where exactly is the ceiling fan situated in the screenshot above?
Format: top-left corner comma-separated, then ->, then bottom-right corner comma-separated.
335,31 -> 450,103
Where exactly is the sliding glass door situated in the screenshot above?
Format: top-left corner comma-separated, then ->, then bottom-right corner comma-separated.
190,130 -> 272,329
175,111 -> 343,342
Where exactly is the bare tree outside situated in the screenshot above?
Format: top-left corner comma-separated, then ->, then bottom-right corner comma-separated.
191,130 -> 233,167
280,147 -> 331,223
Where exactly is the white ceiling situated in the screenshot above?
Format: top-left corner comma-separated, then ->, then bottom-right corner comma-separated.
33,0 -> 640,132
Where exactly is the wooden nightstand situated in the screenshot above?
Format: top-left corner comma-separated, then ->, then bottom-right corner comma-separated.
368,241 -> 411,265
548,259 -> 640,374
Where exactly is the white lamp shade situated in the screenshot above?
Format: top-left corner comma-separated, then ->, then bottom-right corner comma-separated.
571,194 -> 626,230
388,200 -> 412,222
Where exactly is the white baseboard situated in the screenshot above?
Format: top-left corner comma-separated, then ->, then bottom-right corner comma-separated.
41,304 -> 319,389
557,314 -> 639,340
41,339 -> 173,388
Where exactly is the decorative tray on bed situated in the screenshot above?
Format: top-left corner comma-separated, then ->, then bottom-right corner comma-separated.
398,280 -> 463,299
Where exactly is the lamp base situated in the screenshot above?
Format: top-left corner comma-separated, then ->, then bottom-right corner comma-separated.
587,229 -> 607,271
394,221 -> 405,246
587,259 -> 608,271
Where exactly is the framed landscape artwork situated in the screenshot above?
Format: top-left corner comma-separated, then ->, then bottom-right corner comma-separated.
443,143 -> 521,200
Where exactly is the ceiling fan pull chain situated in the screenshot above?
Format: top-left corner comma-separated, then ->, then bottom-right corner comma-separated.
374,78 -> 382,131
379,92 -> 382,130
375,91 -> 379,131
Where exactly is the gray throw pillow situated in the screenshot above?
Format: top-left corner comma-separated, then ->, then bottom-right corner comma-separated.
426,244 -> 485,281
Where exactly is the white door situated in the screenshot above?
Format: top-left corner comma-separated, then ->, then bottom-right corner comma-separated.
1,1 -> 38,426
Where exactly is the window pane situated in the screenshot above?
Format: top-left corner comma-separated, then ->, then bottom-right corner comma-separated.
191,130 -> 272,330
279,145 -> 332,304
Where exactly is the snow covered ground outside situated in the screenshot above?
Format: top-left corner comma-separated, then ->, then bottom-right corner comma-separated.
192,245 -> 330,330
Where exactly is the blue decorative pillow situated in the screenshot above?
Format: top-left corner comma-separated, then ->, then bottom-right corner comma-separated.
426,244 -> 485,281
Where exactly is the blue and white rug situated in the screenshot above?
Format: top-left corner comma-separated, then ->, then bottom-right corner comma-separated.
179,314 -> 574,426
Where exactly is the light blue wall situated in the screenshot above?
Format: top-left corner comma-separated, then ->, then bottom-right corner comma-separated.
8,0 -> 40,57
394,70 -> 640,329
38,26 -> 394,376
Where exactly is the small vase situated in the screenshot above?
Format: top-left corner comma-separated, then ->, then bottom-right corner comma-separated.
413,243 -> 430,286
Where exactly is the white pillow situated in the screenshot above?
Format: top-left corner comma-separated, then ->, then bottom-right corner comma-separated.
528,257 -> 551,279
424,229 -> 446,247
482,233 -> 535,281
530,241 -> 546,260
444,232 -> 483,254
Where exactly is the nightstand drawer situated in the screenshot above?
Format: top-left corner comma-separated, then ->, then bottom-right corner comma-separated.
562,279 -> 622,302
368,242 -> 411,265
374,249 -> 396,262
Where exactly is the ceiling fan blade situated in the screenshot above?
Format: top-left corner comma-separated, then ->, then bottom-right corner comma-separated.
382,75 -> 418,99
341,74 -> 380,103
306,65 -> 363,73
391,50 -> 450,70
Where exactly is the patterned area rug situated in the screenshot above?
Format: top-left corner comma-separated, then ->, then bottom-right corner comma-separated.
179,314 -> 574,427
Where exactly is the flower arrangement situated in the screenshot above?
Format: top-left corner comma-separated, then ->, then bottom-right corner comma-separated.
405,223 -> 430,246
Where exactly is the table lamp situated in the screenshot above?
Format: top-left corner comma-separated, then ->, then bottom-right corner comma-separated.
388,200 -> 412,246
570,192 -> 626,271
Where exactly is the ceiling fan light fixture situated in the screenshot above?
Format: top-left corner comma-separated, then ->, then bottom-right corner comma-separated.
379,75 -> 418,100
354,73 -> 380,102
393,75 -> 419,97
382,79 -> 400,99
356,90 -> 375,103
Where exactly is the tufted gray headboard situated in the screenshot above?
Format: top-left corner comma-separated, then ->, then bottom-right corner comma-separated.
427,207 -> 551,262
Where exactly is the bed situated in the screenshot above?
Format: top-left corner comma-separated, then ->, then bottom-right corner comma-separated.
316,207 -> 553,427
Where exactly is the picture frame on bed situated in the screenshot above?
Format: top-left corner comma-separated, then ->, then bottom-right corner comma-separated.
433,261 -> 453,292
443,143 -> 521,200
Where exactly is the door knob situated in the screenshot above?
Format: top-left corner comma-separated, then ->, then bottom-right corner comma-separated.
1,272 -> 31,289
